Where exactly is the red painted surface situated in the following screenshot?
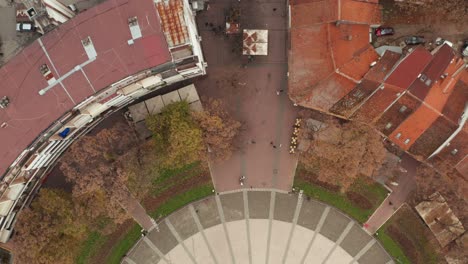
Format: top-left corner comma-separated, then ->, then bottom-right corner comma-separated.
409,45 -> 455,100
385,47 -> 432,92
0,0 -> 171,176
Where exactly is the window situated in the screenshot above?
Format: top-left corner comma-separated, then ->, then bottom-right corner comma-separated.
395,133 -> 401,139
399,105 -> 407,113
385,122 -> 392,130
404,138 -> 410,145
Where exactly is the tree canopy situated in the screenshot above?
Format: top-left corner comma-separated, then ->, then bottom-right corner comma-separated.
59,122 -> 136,225
300,119 -> 386,191
192,98 -> 241,162
13,189 -> 87,264
146,101 -> 205,168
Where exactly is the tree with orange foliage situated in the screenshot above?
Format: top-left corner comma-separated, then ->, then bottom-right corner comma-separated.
60,122 -> 137,225
192,98 -> 242,162
300,120 -> 386,191
13,189 -> 87,264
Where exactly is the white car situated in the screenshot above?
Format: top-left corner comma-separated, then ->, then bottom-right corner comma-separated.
16,22 -> 34,32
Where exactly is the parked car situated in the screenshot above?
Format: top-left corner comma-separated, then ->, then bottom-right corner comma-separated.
405,36 -> 425,45
16,22 -> 34,32
374,27 -> 394,37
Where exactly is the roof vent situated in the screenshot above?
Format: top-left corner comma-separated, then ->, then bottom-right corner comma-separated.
128,17 -> 142,40
0,96 -> 10,109
420,74 -> 427,82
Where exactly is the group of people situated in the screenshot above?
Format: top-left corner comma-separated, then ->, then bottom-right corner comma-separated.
290,118 -> 301,154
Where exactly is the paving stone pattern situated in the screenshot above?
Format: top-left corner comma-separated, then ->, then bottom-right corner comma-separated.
123,190 -> 394,264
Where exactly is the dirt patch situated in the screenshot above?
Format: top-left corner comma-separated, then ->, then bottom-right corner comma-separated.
346,192 -> 373,210
296,168 -> 340,192
384,205 -> 444,264
387,224 -> 421,263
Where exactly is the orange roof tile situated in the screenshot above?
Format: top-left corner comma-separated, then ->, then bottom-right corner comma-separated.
442,72 -> 468,124
301,73 -> 357,110
339,0 -> 381,24
409,116 -> 458,158
455,155 -> 468,177
364,51 -> 401,83
329,23 -> 374,70
330,79 -> 381,117
290,0 -> 338,26
289,24 -> 334,100
338,45 -> 379,81
289,0 -> 381,110
351,83 -> 401,123
389,103 -> 439,150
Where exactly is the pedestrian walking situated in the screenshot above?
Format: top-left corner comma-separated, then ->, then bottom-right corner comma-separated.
270,141 -> 273,145
273,145 -> 277,148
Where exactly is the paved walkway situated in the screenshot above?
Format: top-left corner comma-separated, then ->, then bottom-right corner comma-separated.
123,190 -> 394,264
196,0 -> 298,192
121,189 -> 156,231
364,154 -> 418,234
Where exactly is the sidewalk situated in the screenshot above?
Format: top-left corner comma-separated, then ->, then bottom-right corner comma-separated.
364,153 -> 418,234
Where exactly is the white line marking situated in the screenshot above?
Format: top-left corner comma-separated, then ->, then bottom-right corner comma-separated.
80,68 -> 96,92
215,195 -> 236,264
165,218 -> 197,264
282,191 -> 303,263
300,206 -> 330,264
349,239 -> 376,264
265,191 -> 276,264
244,190 -> 253,264
122,257 -> 137,264
189,205 -> 219,264
322,221 -> 354,264
143,237 -> 169,264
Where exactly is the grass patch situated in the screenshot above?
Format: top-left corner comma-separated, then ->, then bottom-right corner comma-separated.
294,179 -> 370,223
377,206 -> 441,264
105,183 -> 214,264
376,229 -> 411,264
76,232 -> 107,264
150,183 -> 214,219
152,161 -> 204,195
349,178 -> 389,208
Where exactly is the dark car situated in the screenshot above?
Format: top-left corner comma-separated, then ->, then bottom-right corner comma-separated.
405,36 -> 425,45
374,27 -> 394,37
462,40 -> 468,57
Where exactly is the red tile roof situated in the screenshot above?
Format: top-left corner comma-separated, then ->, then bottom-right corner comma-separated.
385,47 -> 432,91
0,0 -> 171,176
339,0 -> 381,24
409,116 -> 458,159
389,103 -> 439,150
408,45 -> 455,100
364,51 -> 401,82
289,0 -> 380,111
351,83 -> 401,123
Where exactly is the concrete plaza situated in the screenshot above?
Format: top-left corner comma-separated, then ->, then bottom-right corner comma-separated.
123,190 -> 394,264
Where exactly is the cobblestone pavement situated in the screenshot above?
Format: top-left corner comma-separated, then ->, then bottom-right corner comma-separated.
123,190 -> 394,264
195,0 -> 299,192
